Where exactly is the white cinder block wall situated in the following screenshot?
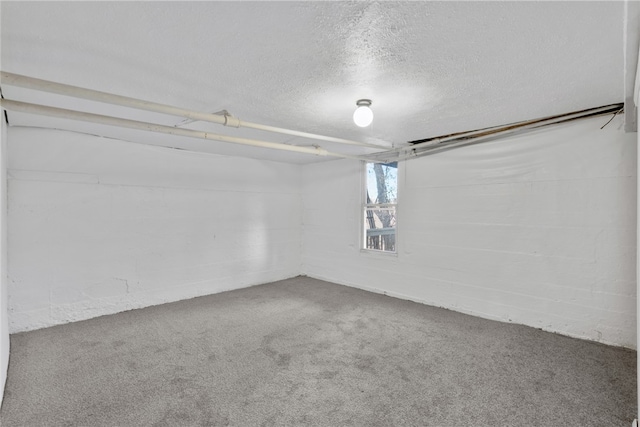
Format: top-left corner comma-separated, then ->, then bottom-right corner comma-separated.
7,127 -> 302,332
0,116 -> 8,403
4,115 -> 638,350
302,116 -> 637,349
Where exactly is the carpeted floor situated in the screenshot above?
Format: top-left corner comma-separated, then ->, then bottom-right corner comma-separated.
0,276 -> 636,426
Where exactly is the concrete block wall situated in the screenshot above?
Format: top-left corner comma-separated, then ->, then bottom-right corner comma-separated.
3,115 -> 637,350
0,116 -> 8,403
7,127 -> 302,332
302,115 -> 637,348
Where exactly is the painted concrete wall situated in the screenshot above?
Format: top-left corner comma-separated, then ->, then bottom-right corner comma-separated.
0,116 -> 8,403
7,128 -> 301,332
5,114 -> 637,350
302,115 -> 637,348
636,105 -> 640,420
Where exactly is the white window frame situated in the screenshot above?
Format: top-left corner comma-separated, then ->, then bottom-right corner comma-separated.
361,161 -> 398,254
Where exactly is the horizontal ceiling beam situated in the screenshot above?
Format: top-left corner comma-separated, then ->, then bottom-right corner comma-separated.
1,71 -> 391,150
363,103 -> 624,163
0,98 -> 366,159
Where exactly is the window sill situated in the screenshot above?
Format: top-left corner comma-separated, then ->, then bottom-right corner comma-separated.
360,248 -> 398,258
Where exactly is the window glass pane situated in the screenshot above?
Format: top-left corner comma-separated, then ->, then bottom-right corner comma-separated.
366,162 -> 398,204
364,207 -> 396,252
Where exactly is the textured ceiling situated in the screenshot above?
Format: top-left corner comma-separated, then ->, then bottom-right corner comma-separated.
0,1 -> 630,163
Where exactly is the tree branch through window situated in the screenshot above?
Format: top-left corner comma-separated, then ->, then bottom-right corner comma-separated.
364,162 -> 397,252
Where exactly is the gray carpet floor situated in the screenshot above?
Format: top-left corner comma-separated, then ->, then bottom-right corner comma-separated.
0,276 -> 636,426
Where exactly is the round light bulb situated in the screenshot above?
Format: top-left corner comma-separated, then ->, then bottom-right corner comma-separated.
353,100 -> 373,127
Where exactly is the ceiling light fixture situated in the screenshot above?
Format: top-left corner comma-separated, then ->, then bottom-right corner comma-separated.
353,99 -> 373,127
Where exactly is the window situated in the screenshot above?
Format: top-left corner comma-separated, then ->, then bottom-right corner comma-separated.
363,162 -> 397,253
